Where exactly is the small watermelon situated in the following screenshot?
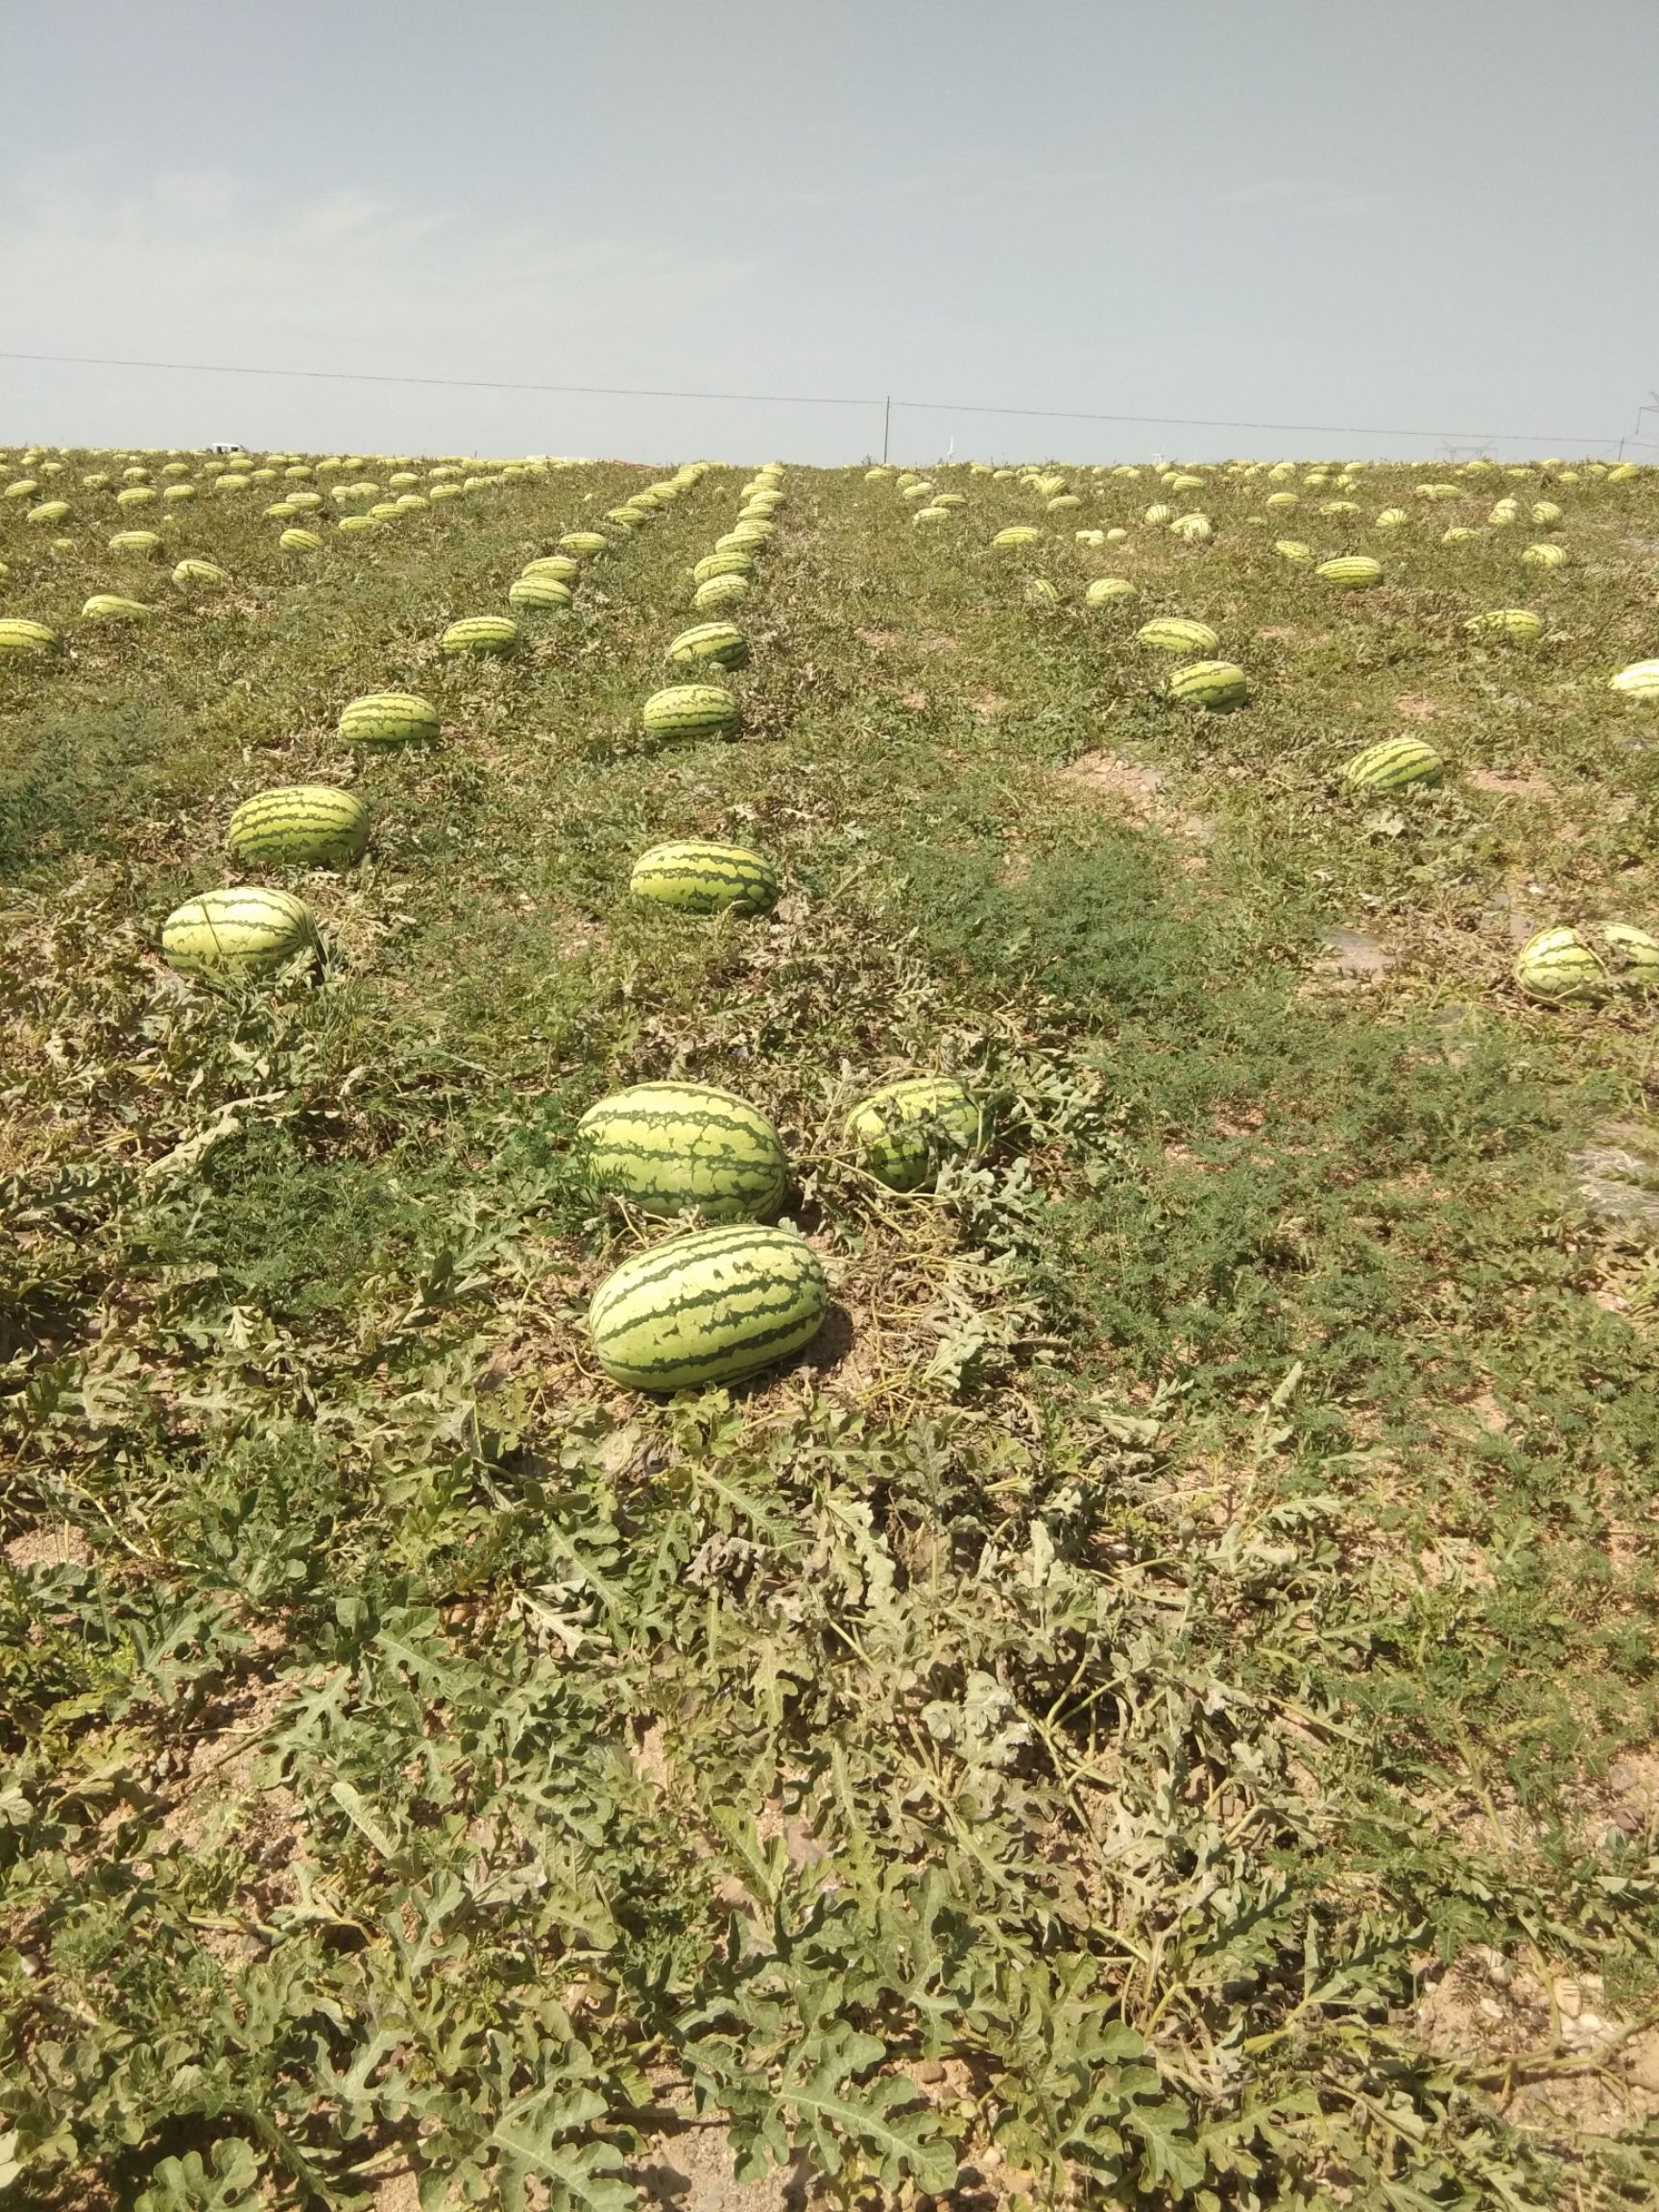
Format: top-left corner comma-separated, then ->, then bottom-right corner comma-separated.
1166,660 -> 1249,709
1341,736 -> 1443,793
441,615 -> 519,656
664,622 -> 750,672
1315,555 -> 1383,588
1138,616 -> 1219,654
846,1076 -> 984,1192
1464,609 -> 1543,642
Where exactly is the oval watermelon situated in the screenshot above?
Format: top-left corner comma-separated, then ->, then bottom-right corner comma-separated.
227,785 -> 370,868
846,1076 -> 984,1192
578,1082 -> 788,1223
631,839 -> 779,915
589,1223 -> 827,1390
161,886 -> 318,983
339,692 -> 441,746
641,685 -> 740,743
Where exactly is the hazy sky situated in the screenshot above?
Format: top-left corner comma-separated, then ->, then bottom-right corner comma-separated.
5,1 -> 1657,466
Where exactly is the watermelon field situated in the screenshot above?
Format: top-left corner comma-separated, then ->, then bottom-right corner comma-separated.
6,445 -> 1659,2212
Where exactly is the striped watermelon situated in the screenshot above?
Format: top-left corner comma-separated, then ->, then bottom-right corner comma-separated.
642,685 -> 740,742
1264,492 -> 1299,511
1374,509 -> 1409,530
846,1076 -> 984,1192
228,785 -> 370,868
1315,555 -> 1383,587
1465,609 -> 1543,641
1046,494 -> 1082,512
338,515 -> 377,535
339,692 -> 441,746
1608,463 -> 1640,482
1166,660 -> 1249,709
279,528 -> 323,552
1171,514 -> 1213,541
693,551 -> 755,584
559,532 -> 611,556
992,526 -> 1042,547
172,560 -> 228,589
1074,529 -> 1106,546
26,501 -> 71,526
589,1222 -> 826,1391
108,530 -> 161,557
508,574 -> 573,613
1275,540 -> 1315,563
1522,542 -> 1567,567
578,1081 -> 788,1222
441,615 -> 519,656
1341,736 -> 1443,793
1531,501 -> 1563,526
721,523 -> 772,550
1085,577 -> 1137,605
82,594 -> 151,622
694,573 -> 752,612
1138,616 -> 1218,654
0,618 -> 58,658
429,485 -> 464,503
604,507 -> 641,530
115,485 -> 156,507
522,555 -> 580,583
631,839 -> 779,915
1142,504 -> 1174,525
1514,926 -> 1613,1002
161,887 -> 318,982
665,621 -> 750,671
1442,527 -> 1479,544
1611,661 -> 1659,700
1024,578 -> 1061,607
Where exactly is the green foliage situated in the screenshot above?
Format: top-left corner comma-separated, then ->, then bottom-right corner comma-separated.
3,448 -> 1659,2209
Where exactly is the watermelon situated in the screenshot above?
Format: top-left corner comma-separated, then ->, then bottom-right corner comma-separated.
279,528 -> 323,552
641,685 -> 740,742
508,574 -> 573,613
693,551 -> 755,584
25,501 -> 71,526
1166,660 -> 1249,709
1374,509 -> 1409,530
1074,529 -> 1106,547
665,621 -> 749,672
1521,542 -> 1566,567
1138,616 -> 1218,654
160,485 -> 195,503
1341,736 -> 1443,793
0,618 -> 57,658
339,691 -> 441,746
1513,926 -> 1617,1002
82,594 -> 151,622
577,1081 -> 788,1222
1264,492 -> 1299,511
846,1076 -> 984,1192
441,615 -> 519,656
108,530 -> 162,557
588,1222 -> 827,1391
1142,504 -> 1174,525
912,506 -> 950,526
1024,578 -> 1061,607
172,559 -> 228,589
1315,555 -> 1383,588
523,555 -> 580,583
1172,514 -> 1213,541
1273,540 -> 1315,564
1046,494 -> 1082,512
338,515 -> 377,535
1464,609 -> 1543,641
1085,577 -> 1137,605
161,887 -> 318,982
1608,463 -> 1640,482
227,785 -> 370,868
559,532 -> 611,557
1531,501 -> 1563,526
115,486 -> 156,507
429,485 -> 464,503
630,839 -> 779,915
992,526 -> 1042,547
694,573 -> 751,612
1442,527 -> 1480,544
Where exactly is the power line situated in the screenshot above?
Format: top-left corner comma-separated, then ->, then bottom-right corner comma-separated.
0,349 -> 879,412
0,345 -> 1642,454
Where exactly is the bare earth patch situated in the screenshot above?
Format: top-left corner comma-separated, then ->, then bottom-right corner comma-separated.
1394,694 -> 1449,721
4,1523 -> 94,1571
1467,767 -> 1560,800
1056,751 -> 1214,853
1300,927 -> 1395,996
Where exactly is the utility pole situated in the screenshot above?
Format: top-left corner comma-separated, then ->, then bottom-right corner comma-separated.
881,396 -> 891,465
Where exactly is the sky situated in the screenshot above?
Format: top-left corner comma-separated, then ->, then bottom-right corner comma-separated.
4,0 -> 1658,468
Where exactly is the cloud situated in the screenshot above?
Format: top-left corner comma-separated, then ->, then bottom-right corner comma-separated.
0,159 -> 759,390
1216,177 -> 1303,206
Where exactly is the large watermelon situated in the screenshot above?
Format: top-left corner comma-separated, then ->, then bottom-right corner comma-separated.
992,526 -> 1042,548
1465,609 -> 1543,642
693,551 -> 755,584
589,1223 -> 827,1390
641,685 -> 740,742
1315,555 -> 1383,588
228,785 -> 370,868
441,615 -> 519,656
108,530 -> 162,557
161,887 -> 318,982
82,594 -> 151,622
665,621 -> 749,672
172,559 -> 229,589
0,618 -> 58,658
1166,660 -> 1249,709
522,555 -> 580,583
1138,616 -> 1219,654
279,528 -> 323,552
577,1081 -> 788,1222
559,532 -> 611,557
694,573 -> 751,612
846,1076 -> 984,1191
507,574 -> 573,613
339,692 -> 441,746
631,839 -> 779,914
1341,736 -> 1443,793
1085,577 -> 1137,605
